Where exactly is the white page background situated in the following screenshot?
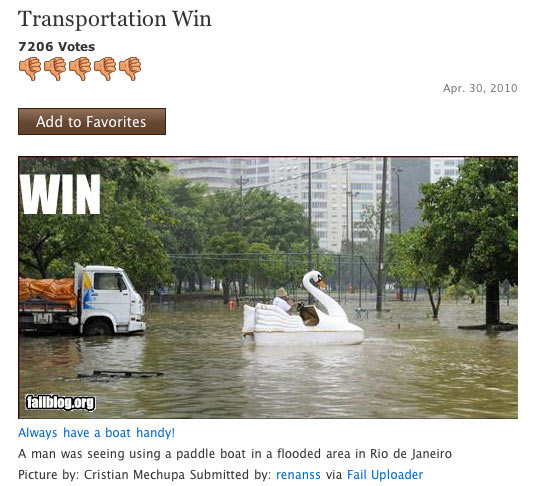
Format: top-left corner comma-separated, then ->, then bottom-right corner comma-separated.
1,1 -> 533,484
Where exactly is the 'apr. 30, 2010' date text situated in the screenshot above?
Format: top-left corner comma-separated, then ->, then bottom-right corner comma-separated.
443,83 -> 517,94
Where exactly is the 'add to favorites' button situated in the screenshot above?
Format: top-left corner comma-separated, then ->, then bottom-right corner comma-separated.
18,108 -> 166,135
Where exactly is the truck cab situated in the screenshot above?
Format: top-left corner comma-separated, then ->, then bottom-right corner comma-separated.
76,264 -> 146,335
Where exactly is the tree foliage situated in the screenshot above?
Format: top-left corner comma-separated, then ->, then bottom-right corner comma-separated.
19,157 -> 172,295
418,157 -> 518,324
204,188 -> 313,251
387,227 -> 444,317
19,157 -> 332,303
248,243 -> 286,298
419,157 -> 517,285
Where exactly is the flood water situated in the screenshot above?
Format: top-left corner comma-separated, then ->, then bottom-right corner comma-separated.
19,299 -> 518,418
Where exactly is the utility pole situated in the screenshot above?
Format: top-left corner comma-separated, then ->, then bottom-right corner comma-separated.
239,175 -> 244,234
376,157 -> 388,311
395,168 -> 402,234
392,167 -> 403,300
308,158 -> 313,304
345,166 -> 350,253
350,189 -> 354,292
238,174 -> 246,298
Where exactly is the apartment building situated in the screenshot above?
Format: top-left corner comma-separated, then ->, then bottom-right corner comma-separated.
430,157 -> 464,182
166,157 -> 390,250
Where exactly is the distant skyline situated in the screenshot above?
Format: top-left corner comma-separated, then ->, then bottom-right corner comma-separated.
163,157 -> 462,250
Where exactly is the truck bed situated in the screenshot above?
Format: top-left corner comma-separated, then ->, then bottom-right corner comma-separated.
19,299 -> 78,335
19,298 -> 75,313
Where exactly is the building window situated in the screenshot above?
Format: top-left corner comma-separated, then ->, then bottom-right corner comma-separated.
351,183 -> 373,190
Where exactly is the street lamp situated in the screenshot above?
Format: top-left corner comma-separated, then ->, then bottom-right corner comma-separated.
391,167 -> 402,233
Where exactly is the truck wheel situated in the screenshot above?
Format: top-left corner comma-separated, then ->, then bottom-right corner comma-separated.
83,319 -> 113,336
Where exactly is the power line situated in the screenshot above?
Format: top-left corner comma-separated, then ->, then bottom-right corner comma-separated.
221,157 -> 370,193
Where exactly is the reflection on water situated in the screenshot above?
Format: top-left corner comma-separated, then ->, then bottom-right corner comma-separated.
19,300 -> 518,418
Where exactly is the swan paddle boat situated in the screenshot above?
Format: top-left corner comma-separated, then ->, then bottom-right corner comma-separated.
242,270 -> 364,346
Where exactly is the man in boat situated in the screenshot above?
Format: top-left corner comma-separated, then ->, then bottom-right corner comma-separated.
273,288 -> 300,314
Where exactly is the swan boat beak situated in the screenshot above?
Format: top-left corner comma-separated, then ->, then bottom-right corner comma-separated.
317,280 -> 327,289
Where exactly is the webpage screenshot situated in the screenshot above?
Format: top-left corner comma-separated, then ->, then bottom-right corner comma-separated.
3,1 -> 533,485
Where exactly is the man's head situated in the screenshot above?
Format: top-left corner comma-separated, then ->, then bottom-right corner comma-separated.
276,287 -> 288,299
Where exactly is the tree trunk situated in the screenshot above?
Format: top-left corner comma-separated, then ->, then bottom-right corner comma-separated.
144,291 -> 151,312
426,285 -> 441,318
240,276 -> 247,296
485,281 -> 501,325
214,280 -> 220,291
413,285 -> 418,301
222,281 -> 230,304
188,274 -> 196,292
395,282 -> 404,301
197,272 -> 204,292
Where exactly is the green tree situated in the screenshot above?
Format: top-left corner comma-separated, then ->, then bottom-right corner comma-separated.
248,243 -> 287,299
445,277 -> 479,304
205,188 -> 314,251
355,200 -> 396,242
157,177 -> 209,292
202,187 -> 315,296
202,232 -> 250,304
419,157 -> 517,325
19,157 -> 173,296
387,228 -> 444,317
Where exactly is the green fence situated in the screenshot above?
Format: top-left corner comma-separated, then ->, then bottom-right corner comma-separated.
161,252 -> 388,307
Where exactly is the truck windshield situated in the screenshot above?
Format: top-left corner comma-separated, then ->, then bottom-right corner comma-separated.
122,272 -> 137,292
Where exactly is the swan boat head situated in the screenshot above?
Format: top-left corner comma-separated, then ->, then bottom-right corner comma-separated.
302,269 -> 349,321
305,270 -> 327,289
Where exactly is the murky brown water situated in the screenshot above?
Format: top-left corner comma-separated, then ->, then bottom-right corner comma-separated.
19,299 -> 518,418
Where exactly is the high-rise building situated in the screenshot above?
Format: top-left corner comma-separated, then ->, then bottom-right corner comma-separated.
166,157 -> 269,192
430,157 -> 464,182
390,157 -> 431,232
241,157 -> 390,251
165,157 -> 391,250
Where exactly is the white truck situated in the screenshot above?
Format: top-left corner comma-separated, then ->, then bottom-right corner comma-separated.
19,264 -> 146,336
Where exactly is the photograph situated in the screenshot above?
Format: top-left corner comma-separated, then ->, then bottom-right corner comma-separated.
18,156 -> 518,419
